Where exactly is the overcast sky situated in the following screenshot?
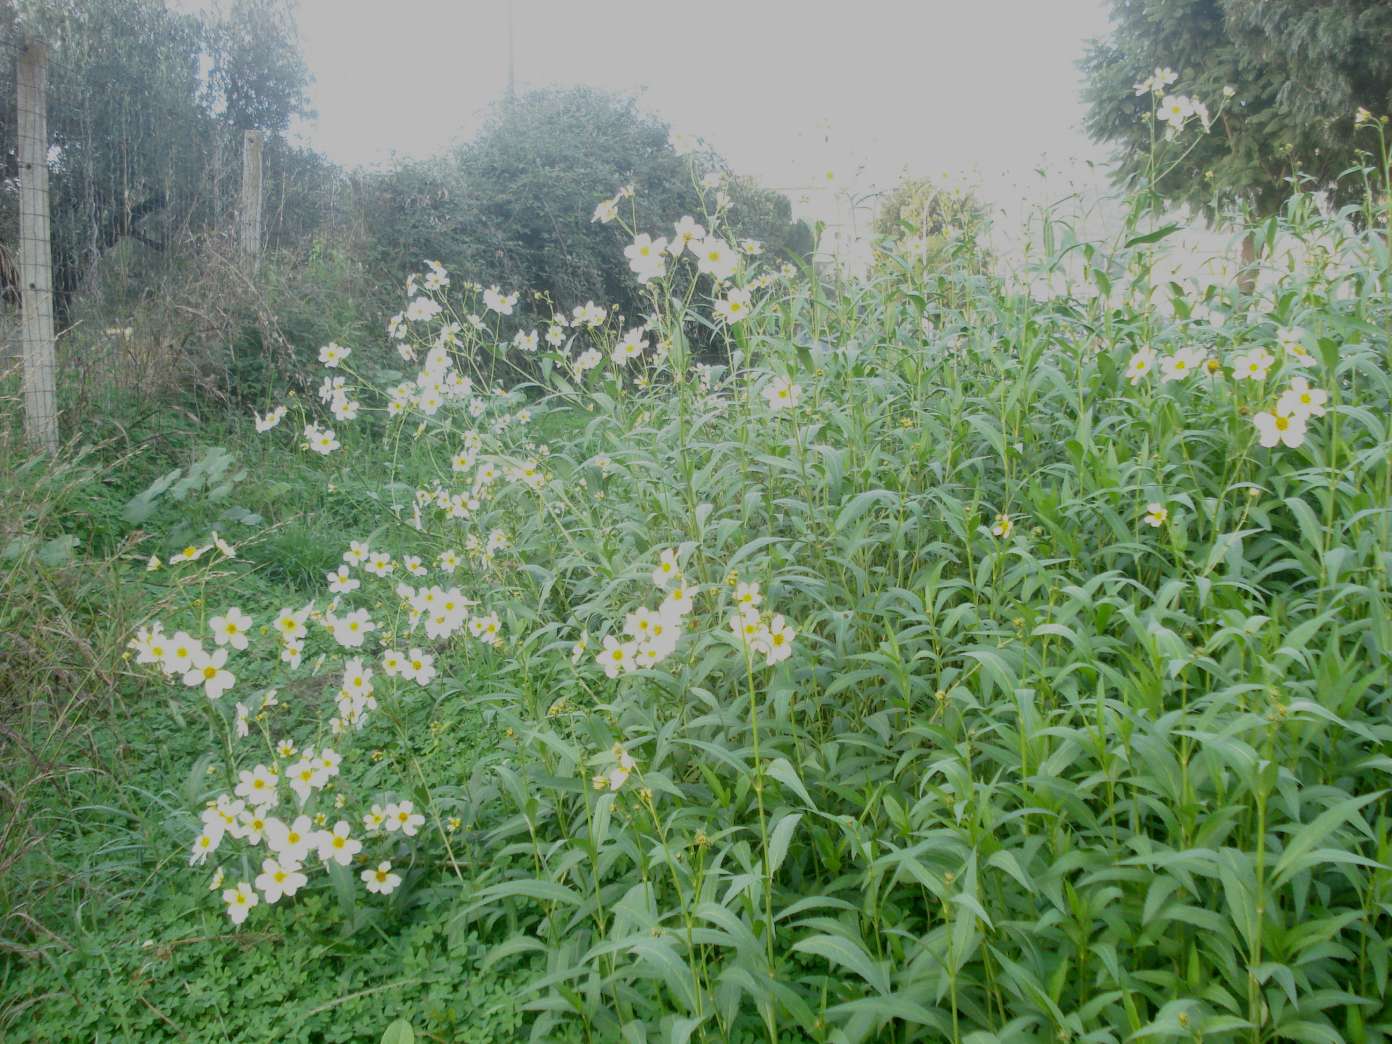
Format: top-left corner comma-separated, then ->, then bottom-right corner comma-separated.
278,1 -> 1118,234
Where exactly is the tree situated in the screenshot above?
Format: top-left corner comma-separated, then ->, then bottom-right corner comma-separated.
357,87 -> 811,326
0,0 -> 315,308
1081,0 -> 1392,220
205,0 -> 313,133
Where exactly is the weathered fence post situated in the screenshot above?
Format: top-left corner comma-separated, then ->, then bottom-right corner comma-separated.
17,38 -> 58,454
239,129 -> 263,267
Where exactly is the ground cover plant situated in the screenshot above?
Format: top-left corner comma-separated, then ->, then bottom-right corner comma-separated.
4,90 -> 1392,1043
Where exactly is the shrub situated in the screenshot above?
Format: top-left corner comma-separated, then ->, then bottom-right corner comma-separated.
357,87 -> 812,330
97,117 -> 1392,1044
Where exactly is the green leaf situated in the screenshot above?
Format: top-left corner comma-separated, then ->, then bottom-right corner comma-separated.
765,758 -> 816,809
1124,222 -> 1181,248
380,1019 -> 415,1044
767,812 -> 803,876
37,534 -> 80,566
1273,791 -> 1385,886
791,933 -> 889,995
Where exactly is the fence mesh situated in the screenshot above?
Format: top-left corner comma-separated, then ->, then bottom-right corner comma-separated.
1,14 -> 356,441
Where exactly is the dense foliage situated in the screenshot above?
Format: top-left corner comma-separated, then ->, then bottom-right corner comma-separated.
0,0 -> 318,307
1081,0 -> 1392,218
7,128 -> 1392,1040
356,87 -> 812,334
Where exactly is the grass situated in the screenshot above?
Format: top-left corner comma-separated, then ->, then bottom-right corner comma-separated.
0,400 -> 540,1040
2,173 -> 1392,1044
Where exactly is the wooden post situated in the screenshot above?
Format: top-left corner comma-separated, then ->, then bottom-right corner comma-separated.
17,39 -> 58,454
239,129 -> 263,266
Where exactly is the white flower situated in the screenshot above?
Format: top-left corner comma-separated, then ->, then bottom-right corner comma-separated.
1277,326 -> 1315,366
210,607 -> 253,650
189,829 -> 222,866
266,815 -> 316,864
592,197 -> 619,223
254,406 -> 287,432
762,377 -> 801,410
611,327 -> 647,365
330,396 -> 360,422
162,631 -> 203,677
606,765 -> 631,791
730,607 -> 763,645
651,548 -> 681,587
362,861 -> 401,895
755,614 -> 795,666
423,260 -> 449,290
222,881 -> 258,925
1159,346 -> 1206,382
172,543 -> 212,564
483,286 -> 518,315
316,748 -> 342,779
274,605 -> 309,643
235,764 -> 280,808
384,801 -> 425,836
254,857 -> 307,904
318,342 -> 350,368
329,609 -> 377,649
574,347 -> 603,374
1253,408 -> 1307,449
280,639 -> 303,669
128,624 -> 168,669
597,635 -> 637,678
327,565 -> 359,593
405,297 -> 443,322
572,301 -> 606,327
714,288 -> 752,324
184,646 -> 235,700
1143,502 -> 1168,528
695,237 -> 739,281
624,234 -> 669,284
672,216 -> 706,254
1276,377 -> 1327,420
316,820 -> 362,866
1232,348 -> 1276,381
1125,347 -> 1157,385
304,424 -> 340,455
401,648 -> 437,686
1157,94 -> 1195,129
662,583 -> 693,618
286,758 -> 327,804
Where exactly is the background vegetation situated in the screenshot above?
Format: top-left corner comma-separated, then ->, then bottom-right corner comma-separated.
3,0 -> 1392,1042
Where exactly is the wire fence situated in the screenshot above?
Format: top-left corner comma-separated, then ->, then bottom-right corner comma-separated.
1,22 -> 356,448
